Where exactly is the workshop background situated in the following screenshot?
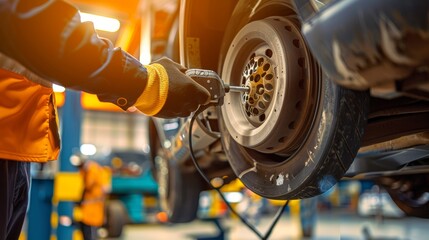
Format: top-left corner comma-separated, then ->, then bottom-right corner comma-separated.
20,0 -> 429,240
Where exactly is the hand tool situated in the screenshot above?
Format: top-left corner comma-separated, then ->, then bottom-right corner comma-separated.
185,69 -> 249,108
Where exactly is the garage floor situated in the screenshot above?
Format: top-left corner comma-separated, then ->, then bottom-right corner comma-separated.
111,210 -> 429,240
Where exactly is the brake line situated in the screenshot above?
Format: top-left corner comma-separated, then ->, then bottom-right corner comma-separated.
188,108 -> 289,240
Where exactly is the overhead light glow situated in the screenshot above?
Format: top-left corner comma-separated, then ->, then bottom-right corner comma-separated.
80,144 -> 97,156
164,122 -> 179,131
224,192 -> 244,203
80,12 -> 120,32
53,84 -> 65,93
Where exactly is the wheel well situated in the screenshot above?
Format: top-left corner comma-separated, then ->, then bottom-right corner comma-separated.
180,0 -> 297,72
217,0 -> 297,73
179,0 -> 238,70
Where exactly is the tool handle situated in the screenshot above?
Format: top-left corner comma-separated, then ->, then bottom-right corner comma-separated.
185,69 -> 225,104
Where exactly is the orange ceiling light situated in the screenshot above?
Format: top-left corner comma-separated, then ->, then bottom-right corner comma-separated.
68,0 -> 141,17
79,12 -> 121,32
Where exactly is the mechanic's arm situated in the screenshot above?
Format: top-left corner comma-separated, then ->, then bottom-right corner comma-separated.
0,0 -> 209,117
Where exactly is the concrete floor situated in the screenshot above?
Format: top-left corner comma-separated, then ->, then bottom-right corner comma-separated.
111,210 -> 429,240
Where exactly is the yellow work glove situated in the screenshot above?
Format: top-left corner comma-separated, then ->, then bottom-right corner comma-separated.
134,57 -> 210,118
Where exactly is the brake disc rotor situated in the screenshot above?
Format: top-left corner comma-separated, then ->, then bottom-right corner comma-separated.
221,17 -> 318,156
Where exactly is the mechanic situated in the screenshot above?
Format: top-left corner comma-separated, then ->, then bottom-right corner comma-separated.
0,0 -> 210,239
71,155 -> 111,240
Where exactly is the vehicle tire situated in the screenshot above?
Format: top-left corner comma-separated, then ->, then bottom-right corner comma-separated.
105,200 -> 127,238
157,154 -> 204,223
379,174 -> 429,218
218,0 -> 369,199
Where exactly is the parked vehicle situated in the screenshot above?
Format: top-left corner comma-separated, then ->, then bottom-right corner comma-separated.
96,150 -> 158,237
148,0 -> 429,222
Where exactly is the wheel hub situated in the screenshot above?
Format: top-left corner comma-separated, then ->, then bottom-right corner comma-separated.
241,56 -> 275,125
221,17 -> 318,155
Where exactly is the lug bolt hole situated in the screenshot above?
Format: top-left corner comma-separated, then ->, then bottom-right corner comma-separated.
298,57 -> 305,67
256,84 -> 264,94
263,93 -> 271,101
265,49 -> 273,58
293,39 -> 300,48
250,53 -> 256,61
263,63 -> 271,71
295,101 -> 302,110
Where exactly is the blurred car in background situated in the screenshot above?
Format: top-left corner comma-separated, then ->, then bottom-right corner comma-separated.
357,186 -> 405,218
148,0 -> 429,223
95,150 -> 158,237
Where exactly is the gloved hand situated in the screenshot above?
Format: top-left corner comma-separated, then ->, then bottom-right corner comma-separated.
134,57 -> 210,118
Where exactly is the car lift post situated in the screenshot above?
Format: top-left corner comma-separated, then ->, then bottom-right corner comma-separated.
56,90 -> 82,240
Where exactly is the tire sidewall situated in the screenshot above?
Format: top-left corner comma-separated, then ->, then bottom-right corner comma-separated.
220,71 -> 341,199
